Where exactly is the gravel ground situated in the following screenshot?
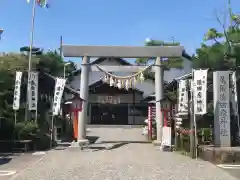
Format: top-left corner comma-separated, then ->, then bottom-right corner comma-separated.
9,127 -> 240,180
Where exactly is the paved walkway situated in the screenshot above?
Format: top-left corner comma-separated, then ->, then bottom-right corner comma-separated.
4,127 -> 240,180
0,153 -> 45,180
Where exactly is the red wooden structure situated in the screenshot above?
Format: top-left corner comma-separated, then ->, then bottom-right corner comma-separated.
64,96 -> 83,140
148,98 -> 173,140
148,105 -> 153,140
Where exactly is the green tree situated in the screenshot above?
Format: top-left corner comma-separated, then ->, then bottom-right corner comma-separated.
193,1 -> 240,69
135,39 -> 184,69
36,50 -> 76,80
0,49 -> 76,141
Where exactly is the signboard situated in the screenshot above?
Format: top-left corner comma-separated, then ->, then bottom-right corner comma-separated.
175,117 -> 182,129
178,80 -> 188,114
213,71 -> 231,147
193,69 -> 208,115
13,71 -> 22,110
52,78 -> 66,116
28,72 -> 38,110
162,127 -> 171,147
97,96 -> 120,104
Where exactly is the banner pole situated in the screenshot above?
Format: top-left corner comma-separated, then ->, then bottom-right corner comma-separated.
35,72 -> 39,124
50,114 -> 54,149
192,70 -> 198,159
14,110 -> 17,125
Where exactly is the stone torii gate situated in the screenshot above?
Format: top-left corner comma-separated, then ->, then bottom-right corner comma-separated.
62,45 -> 185,146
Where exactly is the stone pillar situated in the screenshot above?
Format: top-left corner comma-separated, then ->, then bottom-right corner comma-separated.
78,56 -> 90,143
213,71 -> 231,147
153,57 -> 164,146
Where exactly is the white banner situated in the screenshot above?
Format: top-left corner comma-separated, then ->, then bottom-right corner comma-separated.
193,69 -> 208,115
162,127 -> 172,147
213,71 -> 231,147
178,80 -> 188,113
52,78 -> 66,116
28,72 -> 38,110
13,71 -> 22,110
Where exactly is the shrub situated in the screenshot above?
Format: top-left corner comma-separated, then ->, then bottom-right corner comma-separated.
34,132 -> 51,150
0,117 -> 14,140
15,121 -> 39,140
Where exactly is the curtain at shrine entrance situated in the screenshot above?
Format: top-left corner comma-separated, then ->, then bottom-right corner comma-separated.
73,111 -> 78,139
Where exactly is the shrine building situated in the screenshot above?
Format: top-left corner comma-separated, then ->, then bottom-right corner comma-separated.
65,57 -> 192,125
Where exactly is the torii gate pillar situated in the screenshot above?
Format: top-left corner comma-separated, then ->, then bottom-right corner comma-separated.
62,45 -> 185,147
154,57 -> 164,145
78,56 -> 90,143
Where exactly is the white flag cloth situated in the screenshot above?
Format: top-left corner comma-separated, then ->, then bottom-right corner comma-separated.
162,127 -> 172,147
52,78 -> 66,116
178,80 -> 188,114
28,72 -> 38,110
193,69 -> 208,115
13,71 -> 22,110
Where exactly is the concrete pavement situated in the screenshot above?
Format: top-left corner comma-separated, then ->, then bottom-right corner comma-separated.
0,152 -> 45,180
217,164 -> 240,179
1,127 -> 239,180
7,143 -> 239,180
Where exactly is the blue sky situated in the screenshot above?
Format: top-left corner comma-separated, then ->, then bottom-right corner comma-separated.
0,0 -> 239,60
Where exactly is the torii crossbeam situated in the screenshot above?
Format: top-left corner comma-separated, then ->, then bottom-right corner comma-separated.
62,44 -> 186,147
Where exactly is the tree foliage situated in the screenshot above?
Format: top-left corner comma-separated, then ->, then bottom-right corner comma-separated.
135,39 -> 184,69
0,50 -> 76,142
193,3 -> 240,69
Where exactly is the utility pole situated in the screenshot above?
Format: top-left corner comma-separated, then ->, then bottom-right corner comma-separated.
60,36 -> 63,58
0,28 -> 3,40
171,36 -> 175,44
228,0 -> 232,26
25,0 -> 37,121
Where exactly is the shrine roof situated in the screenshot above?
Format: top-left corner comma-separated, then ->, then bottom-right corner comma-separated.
71,57 -> 132,76
174,72 -> 192,81
88,79 -> 144,94
43,72 -> 83,99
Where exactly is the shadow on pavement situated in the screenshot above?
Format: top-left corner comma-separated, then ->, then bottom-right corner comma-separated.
101,140 -> 151,144
107,142 -> 129,150
0,157 -> 12,165
0,153 -> 15,165
87,142 -> 129,151
55,137 -> 151,151
85,140 -> 151,151
86,136 -> 99,144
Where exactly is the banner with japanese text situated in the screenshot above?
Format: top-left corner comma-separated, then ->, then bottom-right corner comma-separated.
52,78 -> 66,116
28,72 -> 38,110
13,71 -> 22,110
162,127 -> 171,147
178,80 -> 188,114
193,69 -> 208,115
